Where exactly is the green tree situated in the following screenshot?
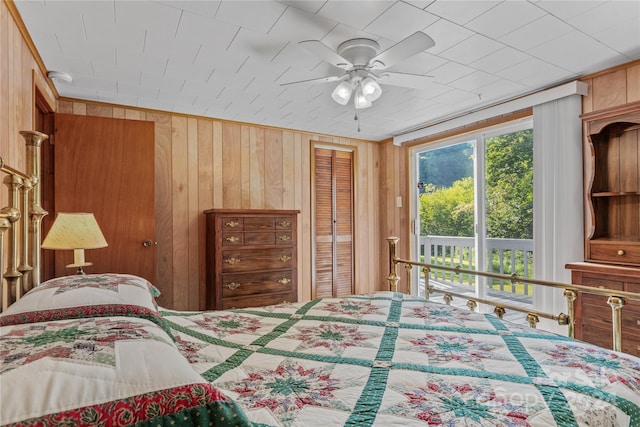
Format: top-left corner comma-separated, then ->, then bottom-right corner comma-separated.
418,142 -> 473,190
420,177 -> 474,237
485,129 -> 533,239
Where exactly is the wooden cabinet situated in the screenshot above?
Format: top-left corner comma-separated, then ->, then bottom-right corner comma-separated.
205,209 -> 299,310
566,262 -> 640,357
566,100 -> 640,356
582,101 -> 640,265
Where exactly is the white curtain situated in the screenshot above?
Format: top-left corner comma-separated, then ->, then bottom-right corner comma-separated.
532,94 -> 584,333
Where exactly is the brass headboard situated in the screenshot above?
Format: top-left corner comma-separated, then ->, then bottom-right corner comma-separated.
0,131 -> 48,311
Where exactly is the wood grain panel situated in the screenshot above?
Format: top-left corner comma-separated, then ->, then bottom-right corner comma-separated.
198,120 -> 213,309
300,134 -> 312,302
629,64 -> 640,103
171,116 -> 189,310
147,112 -> 173,307
72,102 -> 86,115
222,123 -> 242,208
86,104 -> 113,118
264,129 -> 284,209
241,126 -> 251,209
592,70 -> 627,111
187,118 -> 200,310
212,121 -> 223,208
283,131 -> 295,209
249,127 -> 265,208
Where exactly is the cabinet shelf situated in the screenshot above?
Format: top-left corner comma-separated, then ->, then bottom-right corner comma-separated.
582,101 -> 640,266
592,191 -> 640,197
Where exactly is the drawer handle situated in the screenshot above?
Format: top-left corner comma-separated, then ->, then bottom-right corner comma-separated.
278,235 -> 291,241
279,255 -> 291,262
278,221 -> 291,228
225,282 -> 241,290
225,257 -> 242,265
226,236 -> 240,243
617,250 -> 625,256
225,221 -> 240,228
277,278 -> 291,285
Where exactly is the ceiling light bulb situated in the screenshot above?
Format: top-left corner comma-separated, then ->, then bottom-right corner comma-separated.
354,91 -> 372,109
331,81 -> 353,105
361,77 -> 381,102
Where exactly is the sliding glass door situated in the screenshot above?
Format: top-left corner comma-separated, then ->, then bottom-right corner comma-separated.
411,120 -> 533,306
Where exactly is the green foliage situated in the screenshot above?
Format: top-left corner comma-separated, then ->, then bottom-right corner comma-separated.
418,142 -> 473,190
420,177 -> 474,236
418,129 -> 533,240
485,129 -> 533,239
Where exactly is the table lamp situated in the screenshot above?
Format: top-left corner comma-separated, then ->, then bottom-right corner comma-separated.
42,212 -> 108,275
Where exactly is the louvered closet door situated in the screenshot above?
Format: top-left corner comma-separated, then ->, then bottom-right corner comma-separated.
314,148 -> 354,298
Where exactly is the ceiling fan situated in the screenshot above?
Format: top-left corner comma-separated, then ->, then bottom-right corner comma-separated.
281,31 -> 436,109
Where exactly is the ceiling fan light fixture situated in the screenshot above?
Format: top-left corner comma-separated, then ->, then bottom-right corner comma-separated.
331,81 -> 353,105
361,77 -> 381,102
354,85 -> 372,109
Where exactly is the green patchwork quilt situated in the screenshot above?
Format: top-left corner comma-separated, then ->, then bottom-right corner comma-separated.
163,292 -> 640,427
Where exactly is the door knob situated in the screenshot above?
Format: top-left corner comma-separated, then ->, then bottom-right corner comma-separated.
143,240 -> 156,247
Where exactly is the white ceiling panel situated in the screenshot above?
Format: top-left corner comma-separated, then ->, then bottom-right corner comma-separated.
500,14 -> 573,52
316,1 -> 393,31
114,1 -> 181,33
438,34 -> 503,65
497,58 -> 572,88
423,18 -> 475,55
470,46 -> 530,74
568,0 -> 640,35
592,17 -> 640,58
430,61 -> 475,85
424,1 -> 499,25
175,10 -> 239,48
528,30 -> 623,73
267,6 -> 336,42
16,0 -> 640,141
364,1 -> 439,41
535,0 -> 607,21
466,1 -> 546,39
162,1 -> 220,19
216,1 -> 287,34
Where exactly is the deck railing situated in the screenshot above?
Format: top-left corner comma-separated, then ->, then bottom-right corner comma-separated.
420,235 -> 533,296
388,237 -> 640,352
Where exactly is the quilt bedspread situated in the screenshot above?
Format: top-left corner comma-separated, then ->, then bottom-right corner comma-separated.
0,315 -> 251,427
162,292 -> 640,427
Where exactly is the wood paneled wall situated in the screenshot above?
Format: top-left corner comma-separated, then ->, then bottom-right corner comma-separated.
55,100 -> 383,309
580,59 -> 640,113
0,1 -> 55,209
6,0 -> 638,309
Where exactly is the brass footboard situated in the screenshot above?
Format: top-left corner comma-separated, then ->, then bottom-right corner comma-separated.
387,236 -> 640,352
1,131 -> 48,311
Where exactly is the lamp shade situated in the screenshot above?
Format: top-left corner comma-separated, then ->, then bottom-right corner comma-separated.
361,77 -> 382,102
353,84 -> 372,109
42,213 -> 108,250
331,81 -> 353,105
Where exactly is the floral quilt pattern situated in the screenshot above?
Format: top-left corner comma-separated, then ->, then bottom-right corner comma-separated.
1,317 -> 170,373
162,292 -> 640,427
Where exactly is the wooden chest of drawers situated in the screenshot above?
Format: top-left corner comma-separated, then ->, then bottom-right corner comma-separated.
566,262 -> 640,357
205,209 -> 299,310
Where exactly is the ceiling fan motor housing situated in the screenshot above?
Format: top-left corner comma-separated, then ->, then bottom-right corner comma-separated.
336,38 -> 381,67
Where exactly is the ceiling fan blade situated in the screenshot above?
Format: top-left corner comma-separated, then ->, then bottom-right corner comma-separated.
369,32 -> 435,70
298,40 -> 353,70
375,71 -> 433,88
280,75 -> 345,86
